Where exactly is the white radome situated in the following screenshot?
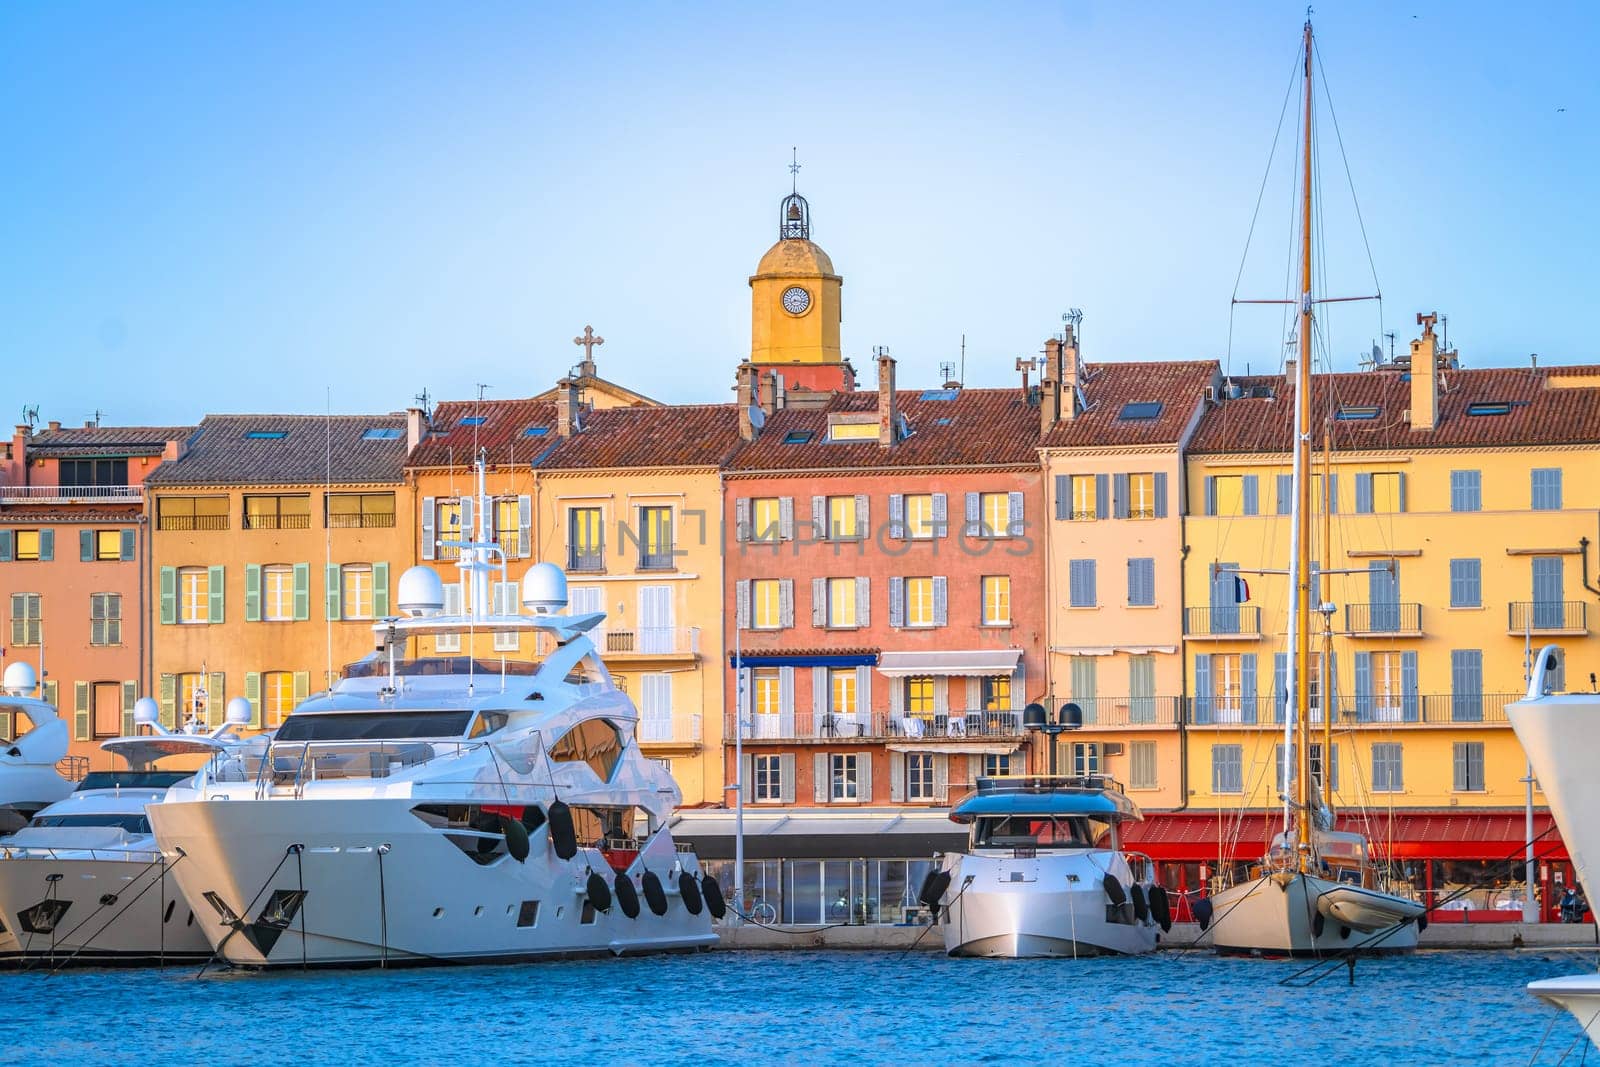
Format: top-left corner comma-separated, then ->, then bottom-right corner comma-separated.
225,697 -> 253,726
396,565 -> 446,617
1,662 -> 37,697
133,697 -> 160,725
521,562 -> 568,615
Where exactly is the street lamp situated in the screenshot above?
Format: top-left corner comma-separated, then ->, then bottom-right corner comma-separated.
1023,701 -> 1083,776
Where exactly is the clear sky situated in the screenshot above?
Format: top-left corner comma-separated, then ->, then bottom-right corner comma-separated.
1,1 -> 1594,425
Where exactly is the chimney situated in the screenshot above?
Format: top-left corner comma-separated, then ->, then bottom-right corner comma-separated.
1040,338 -> 1062,433
405,407 -> 426,452
759,371 -> 781,418
556,377 -> 582,437
47,420 -> 60,432
1410,312 -> 1438,432
877,352 -> 898,447
735,362 -> 760,442
1061,324 -> 1082,420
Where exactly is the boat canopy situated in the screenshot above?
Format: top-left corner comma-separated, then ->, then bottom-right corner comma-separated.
949,776 -> 1141,824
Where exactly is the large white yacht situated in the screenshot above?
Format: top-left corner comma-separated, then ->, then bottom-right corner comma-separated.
0,701 -> 261,966
1507,646 -> 1600,1047
0,663 -> 75,829
147,461 -> 719,968
927,773 -> 1166,957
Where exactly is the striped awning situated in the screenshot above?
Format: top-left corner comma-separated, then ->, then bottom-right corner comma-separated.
875,650 -> 1021,677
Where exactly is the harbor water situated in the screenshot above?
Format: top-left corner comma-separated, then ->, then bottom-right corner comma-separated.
4,949 -> 1594,1065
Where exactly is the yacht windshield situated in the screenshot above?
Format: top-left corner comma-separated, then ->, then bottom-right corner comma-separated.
28,813 -> 151,833
341,657 -> 540,679
77,771 -> 192,791
275,710 -> 474,741
974,815 -> 1107,850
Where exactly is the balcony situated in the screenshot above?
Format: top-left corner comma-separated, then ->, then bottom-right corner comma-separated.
602,626 -> 700,661
725,708 -> 1029,744
1507,601 -> 1588,636
0,484 -> 142,505
1190,693 -> 1522,728
1344,602 -> 1423,637
157,515 -> 229,531
1184,606 -> 1262,640
636,714 -> 702,747
1057,696 -> 1183,728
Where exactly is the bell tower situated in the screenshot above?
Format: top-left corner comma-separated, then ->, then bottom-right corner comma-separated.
749,162 -> 851,393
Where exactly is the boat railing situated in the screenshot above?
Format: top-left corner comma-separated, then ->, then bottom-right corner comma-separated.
224,739 -> 488,798
1122,850 -> 1157,884
0,845 -> 163,863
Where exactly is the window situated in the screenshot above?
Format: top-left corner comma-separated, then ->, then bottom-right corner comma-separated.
1068,560 -> 1097,608
263,671 -> 296,728
327,493 -> 396,528
1069,475 -> 1097,521
1308,743 -> 1338,794
1127,558 -> 1155,607
1311,473 -> 1337,514
829,754 -> 861,800
549,718 -> 625,781
93,530 -> 122,561
1119,402 -> 1162,421
244,429 -> 288,439
981,676 -> 1011,710
1071,742 -> 1100,776
905,676 -> 935,717
177,672 -> 207,722
905,494 -> 936,539
13,530 -> 41,561
1450,470 -> 1482,513
1449,559 -> 1482,608
1371,742 -> 1404,792
1466,402 -> 1512,416
750,498 -> 783,542
826,496 -> 862,540
903,577 -> 936,627
830,668 -> 857,720
568,508 -> 603,571
261,565 -> 295,622
1212,744 -> 1243,794
1130,742 -> 1157,790
752,578 -> 783,629
493,498 -> 521,558
90,593 -> 121,645
981,575 -> 1011,626
244,495 -> 311,530
754,754 -> 783,802
341,564 -> 374,620
1210,475 -> 1245,517
978,492 -> 1011,538
752,669 -> 782,719
906,753 -> 935,801
458,416 -> 486,427
1366,651 -> 1408,721
638,506 -> 674,569
1212,653 -> 1243,722
982,753 -> 1013,777
1355,472 -> 1404,514
827,419 -> 878,442
178,568 -> 209,624
159,496 -> 229,532
782,430 -> 812,445
434,499 -> 464,560
59,458 -> 127,487
1451,649 -> 1484,722
362,427 -> 403,440
1532,468 -> 1563,511
10,593 -> 41,646
1126,473 -> 1157,519
825,577 -> 857,628
1335,405 -> 1380,421
1453,742 -> 1485,792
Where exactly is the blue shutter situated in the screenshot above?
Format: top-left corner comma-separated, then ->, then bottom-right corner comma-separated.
1276,473 -> 1293,515
1204,476 -> 1216,516
1397,472 -> 1408,512
1210,563 -> 1239,634
1153,472 -> 1168,518
1193,654 -> 1213,724
1113,473 -> 1130,519
1533,557 -> 1565,629
1326,474 -> 1338,514
1450,559 -> 1481,608
1354,652 -> 1372,722
1327,653 -> 1341,720
1355,472 -> 1374,514
1273,652 -> 1288,723
1095,474 -> 1110,520
1240,653 -> 1257,724
1401,650 -> 1419,722
1451,650 -> 1483,722
1241,475 -> 1258,516
1084,561 -> 1096,607
1054,474 -> 1069,520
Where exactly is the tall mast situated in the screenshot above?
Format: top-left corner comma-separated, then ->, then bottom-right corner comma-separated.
1321,423 -> 1334,812
1293,17 -> 1316,855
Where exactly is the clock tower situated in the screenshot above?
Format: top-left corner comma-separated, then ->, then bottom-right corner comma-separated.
749,188 -> 853,393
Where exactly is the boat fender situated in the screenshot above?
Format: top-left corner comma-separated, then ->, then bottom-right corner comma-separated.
1102,873 -> 1128,908
1193,896 -> 1213,932
499,814 -> 530,863
679,872 -> 704,916
547,800 -> 578,861
614,871 -> 640,919
1312,911 -> 1326,938
470,809 -> 501,855
1339,925 -> 1350,940
919,870 -> 952,911
586,870 -> 613,914
1130,883 -> 1149,923
701,875 -> 728,920
521,805 -> 547,833
642,871 -> 669,916
1416,912 -> 1428,933
1149,885 -> 1173,932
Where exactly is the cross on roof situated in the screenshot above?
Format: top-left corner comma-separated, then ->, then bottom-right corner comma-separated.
573,325 -> 604,368
789,147 -> 801,194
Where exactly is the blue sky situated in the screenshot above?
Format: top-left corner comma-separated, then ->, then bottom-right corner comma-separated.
1,1 -> 1594,424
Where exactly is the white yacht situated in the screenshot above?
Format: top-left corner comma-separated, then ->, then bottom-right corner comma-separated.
0,663 -> 75,830
1507,646 -> 1600,1047
146,461 -> 719,968
927,774 -> 1166,957
0,701 -> 261,966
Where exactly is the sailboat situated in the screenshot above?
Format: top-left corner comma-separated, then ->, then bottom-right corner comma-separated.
1205,18 -> 1426,957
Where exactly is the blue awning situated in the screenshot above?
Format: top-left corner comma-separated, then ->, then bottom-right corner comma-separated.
728,652 -> 878,668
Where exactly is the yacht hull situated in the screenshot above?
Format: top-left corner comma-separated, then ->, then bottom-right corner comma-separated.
1530,975 -> 1600,1045
0,853 -> 209,965
149,797 -> 718,968
939,851 -> 1158,958
1210,873 -> 1419,957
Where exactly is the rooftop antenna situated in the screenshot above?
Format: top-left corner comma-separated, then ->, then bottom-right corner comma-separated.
1439,315 -> 1448,353
960,334 -> 967,389
1383,331 -> 1396,362
1063,308 -> 1083,345
414,388 -> 432,421
90,409 -> 105,428
21,406 -> 38,431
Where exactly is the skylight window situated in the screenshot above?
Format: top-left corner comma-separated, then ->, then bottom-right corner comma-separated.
244,430 -> 287,439
524,426 -> 550,437
935,417 -> 953,426
1466,402 -> 1512,417
362,427 -> 403,440
460,416 -> 487,426
826,421 -> 878,443
782,430 -> 813,445
1334,405 -> 1380,421
920,389 -> 958,402
1118,402 -> 1163,421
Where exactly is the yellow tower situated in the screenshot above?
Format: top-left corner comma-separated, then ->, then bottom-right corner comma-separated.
749,188 -> 851,393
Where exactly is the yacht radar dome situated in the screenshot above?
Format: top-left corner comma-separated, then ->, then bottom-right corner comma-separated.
396,566 -> 446,617
224,697 -> 253,727
133,697 -> 160,725
521,562 -> 569,615
2,662 -> 38,697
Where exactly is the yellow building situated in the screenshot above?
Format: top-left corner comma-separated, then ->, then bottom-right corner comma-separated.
146,414 -> 414,735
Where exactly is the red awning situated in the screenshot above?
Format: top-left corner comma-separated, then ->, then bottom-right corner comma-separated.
1123,809 -> 1568,864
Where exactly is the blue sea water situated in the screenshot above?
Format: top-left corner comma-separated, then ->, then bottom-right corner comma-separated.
2,949 -> 1594,1065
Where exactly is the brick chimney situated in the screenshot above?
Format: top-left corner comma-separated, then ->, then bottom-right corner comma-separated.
556,377 -> 583,437
735,362 -> 761,442
47,420 -> 60,432
1410,312 -> 1438,432
405,407 -> 426,452
877,352 -> 898,447
1040,338 -> 1062,433
1061,324 -> 1082,420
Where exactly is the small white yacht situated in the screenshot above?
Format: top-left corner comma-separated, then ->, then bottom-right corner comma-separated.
0,663 -> 75,829
927,775 -> 1166,957
147,460 -> 719,968
0,702 -> 261,966
1507,646 -> 1600,1047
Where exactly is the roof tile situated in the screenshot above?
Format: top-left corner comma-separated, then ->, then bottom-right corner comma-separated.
145,414 -> 406,486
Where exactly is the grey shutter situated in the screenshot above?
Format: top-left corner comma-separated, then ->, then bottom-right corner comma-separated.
1277,473 -> 1293,515
888,577 -> 905,628
856,494 -> 870,539
1154,472 -> 1169,518
934,755 -> 949,803
1397,473 -> 1408,513
857,752 -> 873,803
742,754 -> 754,803
889,675 -> 905,719
814,753 -> 829,804
932,493 -> 948,538
38,529 -> 52,561
421,496 -> 436,560
1083,561 -> 1097,607
1401,651 -> 1419,721
890,753 -> 905,802
80,529 -> 93,561
779,496 -> 795,540
889,494 -> 906,539
811,577 -> 827,626
1006,491 -> 1023,536
1240,653 -> 1257,724
1204,476 -> 1217,516
0,530 -> 10,561
1274,652 -> 1288,722
1354,651 -> 1373,721
855,577 -> 870,627
1452,744 -> 1467,792
736,668 -> 752,731
1451,649 -> 1483,722
1326,474 -> 1338,513
459,496 -> 474,540
779,667 -> 795,735
1012,660 -> 1026,710
779,579 -> 794,628
735,497 -> 750,542
856,666 -> 872,732
811,496 -> 826,537
933,676 -> 949,716
779,754 -> 796,804
932,576 -> 948,627
1095,474 -> 1110,520
1194,654 -> 1212,723
517,495 -> 532,557
1241,475 -> 1258,516
964,492 -> 980,536
1054,474 -> 1069,520
1355,473 -> 1374,514
735,580 -> 750,629
1113,473 -> 1130,519
813,666 -> 829,731
120,529 -> 135,561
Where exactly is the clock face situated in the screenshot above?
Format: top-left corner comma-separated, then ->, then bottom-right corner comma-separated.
781,286 -> 812,315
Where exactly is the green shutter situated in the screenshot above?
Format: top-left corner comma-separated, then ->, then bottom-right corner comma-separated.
120,529 -> 135,561
293,562 -> 310,621
73,681 -> 90,741
80,529 -> 94,561
244,563 -> 262,622
41,680 -> 57,708
325,563 -> 341,621
159,566 -> 177,625
208,671 -> 226,728
0,530 -> 11,561
122,681 -> 137,735
38,529 -> 53,561
244,671 -> 262,728
293,671 -> 311,707
158,673 -> 176,727
372,562 -> 389,618
207,565 -> 225,623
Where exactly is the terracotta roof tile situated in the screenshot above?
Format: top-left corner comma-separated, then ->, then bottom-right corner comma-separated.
1041,361 -> 1219,449
145,414 -> 406,486
406,399 -> 559,468
538,404 -> 743,470
25,425 -> 192,456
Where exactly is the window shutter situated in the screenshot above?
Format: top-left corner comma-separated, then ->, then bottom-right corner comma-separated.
932,493 -> 948,538
856,494 -> 870,538
245,671 -> 262,728
1453,743 -> 1467,792
932,576 -> 948,627
889,676 -> 905,718
459,496 -> 475,540
888,577 -> 904,628
779,667 -> 795,735
38,529 -> 53,561
120,529 -> 136,561
1328,653 -> 1342,713
741,754 -> 754,803
1274,652 -> 1288,721
889,494 -> 906,538
1327,475 -> 1339,513
245,563 -> 262,622
159,673 -> 176,727
293,562 -> 311,621
856,666 -> 872,731
933,676 -> 949,716
80,529 -> 93,561
811,496 -> 826,536
735,580 -> 750,629
122,681 -> 137,736
734,498 -> 750,542
1240,653 -> 1257,723
0,530 -> 10,561
1007,491 -> 1023,536
890,753 -> 906,802
811,577 -> 826,626
420,497 -> 436,560
779,753 -> 796,804
1095,474 -> 1110,520
1241,475 -> 1258,516
158,566 -> 176,625
73,681 -> 90,741
1355,473 -> 1374,514
814,753 -> 829,804
1277,473 -> 1293,515
812,666 -> 829,728
964,492 -> 980,536
1401,650 -> 1419,721
293,671 -> 311,707
207,565 -> 225,623
779,578 -> 794,628
855,577 -> 870,627
1012,660 -> 1026,710
1204,476 -> 1217,516
1084,561 -> 1097,606
1113,473 -> 1130,519
1054,475 -> 1069,521
372,562 -> 390,617
325,563 -> 342,621
208,672 -> 226,727
857,752 -> 873,802
1154,472 -> 1169,518
1193,654 -> 1213,723
779,497 -> 795,540
1353,651 -> 1373,721
934,754 -> 949,802
1397,473 -> 1408,513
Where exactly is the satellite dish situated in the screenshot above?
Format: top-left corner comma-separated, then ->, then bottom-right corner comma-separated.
747,404 -> 766,430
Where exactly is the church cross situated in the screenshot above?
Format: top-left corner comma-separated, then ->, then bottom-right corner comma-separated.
789,147 -> 801,194
573,325 -> 605,364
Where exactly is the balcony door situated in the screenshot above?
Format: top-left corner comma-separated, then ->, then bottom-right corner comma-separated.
1209,563 -> 1240,634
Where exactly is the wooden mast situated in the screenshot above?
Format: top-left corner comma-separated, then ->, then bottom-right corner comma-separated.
1321,424 -> 1334,811
1294,16 -> 1316,856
